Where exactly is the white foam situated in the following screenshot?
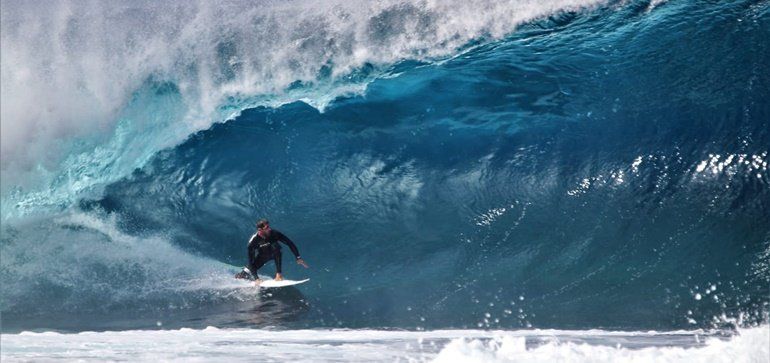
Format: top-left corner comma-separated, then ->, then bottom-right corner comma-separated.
1,326 -> 767,362
692,152 -> 768,179
434,326 -> 770,363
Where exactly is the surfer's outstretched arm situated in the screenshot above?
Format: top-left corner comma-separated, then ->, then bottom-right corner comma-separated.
274,230 -> 300,257
274,230 -> 309,268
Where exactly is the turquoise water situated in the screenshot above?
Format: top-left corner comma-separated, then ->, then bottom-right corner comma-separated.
1,0 -> 768,337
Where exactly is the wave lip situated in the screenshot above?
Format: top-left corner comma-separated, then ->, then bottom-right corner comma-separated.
1,0 -> 604,213
2,326 -> 767,362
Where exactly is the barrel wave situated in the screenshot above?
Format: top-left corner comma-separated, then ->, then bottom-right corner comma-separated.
1,0 -> 768,335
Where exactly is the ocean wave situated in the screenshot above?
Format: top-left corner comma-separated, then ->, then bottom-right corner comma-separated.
1,0 -> 768,333
1,0 -> 605,213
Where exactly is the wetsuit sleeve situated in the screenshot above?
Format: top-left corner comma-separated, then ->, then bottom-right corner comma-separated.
247,234 -> 259,266
274,230 -> 301,258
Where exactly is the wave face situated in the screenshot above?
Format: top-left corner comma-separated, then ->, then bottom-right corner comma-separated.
1,0 -> 769,332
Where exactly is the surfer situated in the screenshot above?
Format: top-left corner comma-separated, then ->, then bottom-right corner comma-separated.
243,219 -> 308,283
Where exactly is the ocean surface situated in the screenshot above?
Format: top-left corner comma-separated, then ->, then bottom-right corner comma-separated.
1,0 -> 768,361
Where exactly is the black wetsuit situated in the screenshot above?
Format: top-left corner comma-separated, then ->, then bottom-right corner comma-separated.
247,229 -> 301,278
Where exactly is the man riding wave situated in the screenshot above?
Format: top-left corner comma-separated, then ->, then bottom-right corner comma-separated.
236,219 -> 309,283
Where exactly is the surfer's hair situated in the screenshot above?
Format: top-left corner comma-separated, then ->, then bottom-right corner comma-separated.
256,219 -> 269,229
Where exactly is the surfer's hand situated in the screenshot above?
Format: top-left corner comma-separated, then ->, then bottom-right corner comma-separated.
297,258 -> 309,268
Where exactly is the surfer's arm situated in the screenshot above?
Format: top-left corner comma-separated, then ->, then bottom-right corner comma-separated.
247,234 -> 259,264
275,231 -> 301,258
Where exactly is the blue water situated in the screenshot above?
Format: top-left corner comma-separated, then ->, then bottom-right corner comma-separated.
1,0 -> 768,335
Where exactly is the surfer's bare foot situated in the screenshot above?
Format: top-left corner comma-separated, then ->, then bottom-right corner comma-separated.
254,279 -> 263,286
275,273 -> 283,281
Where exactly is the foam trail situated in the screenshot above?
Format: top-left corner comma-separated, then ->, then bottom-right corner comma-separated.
1,0 -> 604,217
0,211 -> 245,313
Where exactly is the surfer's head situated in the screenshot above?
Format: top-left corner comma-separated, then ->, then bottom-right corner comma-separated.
256,219 -> 269,230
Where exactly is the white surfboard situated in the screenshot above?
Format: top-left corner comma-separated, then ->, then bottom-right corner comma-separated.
258,278 -> 310,288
